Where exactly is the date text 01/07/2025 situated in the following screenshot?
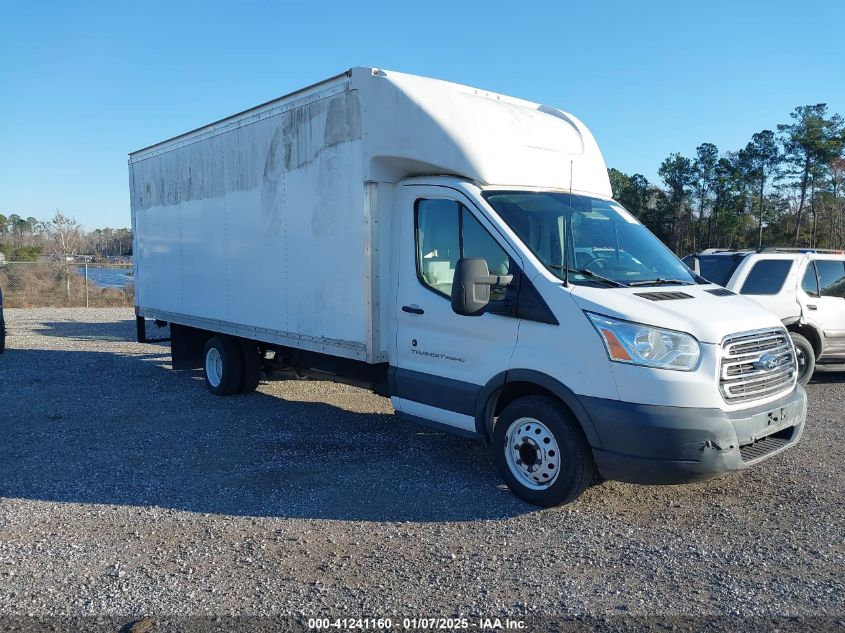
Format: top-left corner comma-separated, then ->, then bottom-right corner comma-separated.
306,617 -> 527,630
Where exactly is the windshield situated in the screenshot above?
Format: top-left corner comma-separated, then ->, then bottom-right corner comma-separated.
482,191 -> 697,287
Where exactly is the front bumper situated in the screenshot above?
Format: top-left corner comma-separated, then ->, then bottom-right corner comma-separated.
583,386 -> 807,485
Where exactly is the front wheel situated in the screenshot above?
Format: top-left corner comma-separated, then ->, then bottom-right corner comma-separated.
493,395 -> 593,507
789,332 -> 815,386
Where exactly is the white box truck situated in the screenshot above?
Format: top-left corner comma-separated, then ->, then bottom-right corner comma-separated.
130,68 -> 807,506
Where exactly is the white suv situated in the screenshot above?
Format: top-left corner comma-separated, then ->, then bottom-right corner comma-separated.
685,248 -> 845,384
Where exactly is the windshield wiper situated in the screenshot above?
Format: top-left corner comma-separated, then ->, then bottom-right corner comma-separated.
547,264 -> 628,287
627,278 -> 694,287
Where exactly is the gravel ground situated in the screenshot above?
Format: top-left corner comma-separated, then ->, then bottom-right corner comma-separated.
0,308 -> 843,630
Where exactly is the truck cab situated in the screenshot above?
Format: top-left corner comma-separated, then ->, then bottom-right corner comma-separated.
686,249 -> 845,384
385,178 -> 807,505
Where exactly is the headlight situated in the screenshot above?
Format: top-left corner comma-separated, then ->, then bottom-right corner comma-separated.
585,312 -> 700,371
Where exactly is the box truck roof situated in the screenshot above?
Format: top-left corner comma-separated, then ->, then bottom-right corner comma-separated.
129,67 -> 611,198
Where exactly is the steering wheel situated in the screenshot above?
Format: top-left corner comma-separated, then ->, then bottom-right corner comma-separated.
584,257 -> 608,272
577,254 -> 597,270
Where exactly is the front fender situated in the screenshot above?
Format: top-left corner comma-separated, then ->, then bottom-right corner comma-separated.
474,369 -> 602,449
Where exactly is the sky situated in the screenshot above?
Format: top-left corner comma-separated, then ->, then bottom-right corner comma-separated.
1,0 -> 843,230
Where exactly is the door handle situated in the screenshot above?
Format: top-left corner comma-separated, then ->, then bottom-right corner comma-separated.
402,305 -> 424,315
807,304 -> 817,310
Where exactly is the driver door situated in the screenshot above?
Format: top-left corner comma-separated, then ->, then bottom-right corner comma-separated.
392,185 -> 522,434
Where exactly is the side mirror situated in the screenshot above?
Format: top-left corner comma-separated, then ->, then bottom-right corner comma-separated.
451,258 -> 513,316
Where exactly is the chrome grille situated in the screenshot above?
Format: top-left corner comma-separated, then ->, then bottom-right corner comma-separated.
720,328 -> 796,403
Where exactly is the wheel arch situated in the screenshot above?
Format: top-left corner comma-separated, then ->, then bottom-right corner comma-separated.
474,369 -> 601,449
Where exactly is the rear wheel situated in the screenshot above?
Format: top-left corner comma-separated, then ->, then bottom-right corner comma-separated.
789,332 -> 815,386
203,336 -> 243,396
237,339 -> 262,393
0,307 -> 5,354
493,395 -> 593,507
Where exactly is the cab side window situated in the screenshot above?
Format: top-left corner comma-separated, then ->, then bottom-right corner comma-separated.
816,260 -> 845,298
415,198 -> 513,300
416,199 -> 460,297
801,262 -> 819,296
740,259 -> 793,295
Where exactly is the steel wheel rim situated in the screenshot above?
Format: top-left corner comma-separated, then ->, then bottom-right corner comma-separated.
205,347 -> 223,387
504,417 -> 561,490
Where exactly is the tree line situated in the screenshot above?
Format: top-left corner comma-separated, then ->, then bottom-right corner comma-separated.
0,211 -> 132,261
609,103 -> 845,255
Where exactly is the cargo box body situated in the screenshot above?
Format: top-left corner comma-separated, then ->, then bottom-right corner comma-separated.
130,73 -> 377,360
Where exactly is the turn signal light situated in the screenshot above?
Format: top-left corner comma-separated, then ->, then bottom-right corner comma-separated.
600,328 -> 633,361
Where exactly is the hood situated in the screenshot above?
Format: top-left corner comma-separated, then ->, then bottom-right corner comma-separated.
569,284 -> 784,344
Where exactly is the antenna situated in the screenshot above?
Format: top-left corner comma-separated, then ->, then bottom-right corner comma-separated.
563,161 -> 573,287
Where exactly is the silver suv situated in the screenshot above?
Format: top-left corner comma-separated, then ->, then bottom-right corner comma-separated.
684,248 -> 845,385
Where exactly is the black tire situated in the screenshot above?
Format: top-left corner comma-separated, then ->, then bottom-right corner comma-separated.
203,336 -> 243,396
0,308 -> 5,354
789,332 -> 815,386
236,338 -> 262,393
493,395 -> 593,507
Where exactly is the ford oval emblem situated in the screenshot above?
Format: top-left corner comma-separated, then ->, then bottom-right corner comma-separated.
755,353 -> 779,371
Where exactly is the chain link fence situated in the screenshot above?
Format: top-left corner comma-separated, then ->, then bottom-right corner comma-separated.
0,261 -> 134,308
